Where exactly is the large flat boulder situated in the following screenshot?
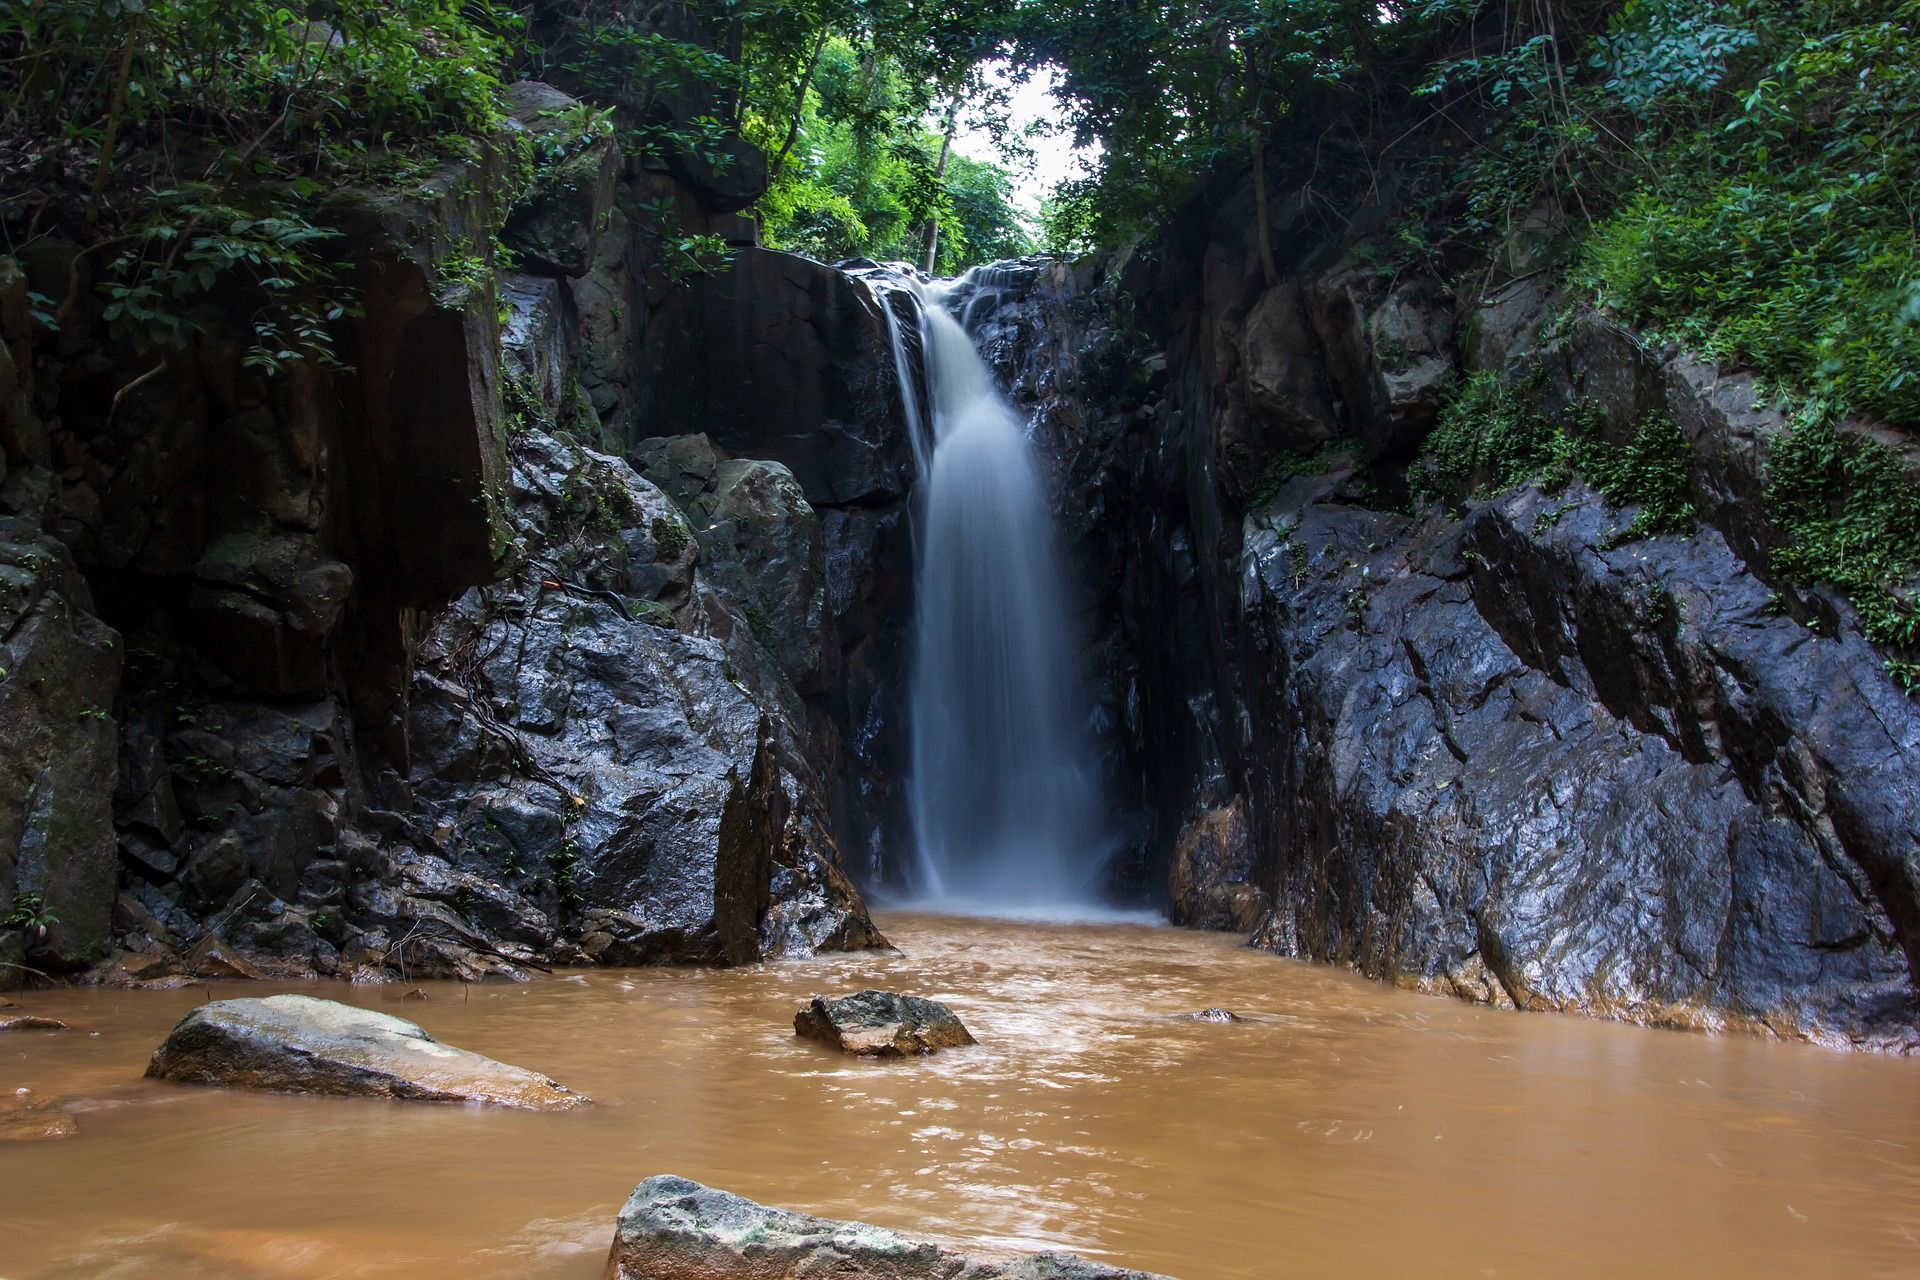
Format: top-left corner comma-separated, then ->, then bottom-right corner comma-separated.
145,994 -> 587,1110
607,1176 -> 1175,1280
793,990 -> 975,1057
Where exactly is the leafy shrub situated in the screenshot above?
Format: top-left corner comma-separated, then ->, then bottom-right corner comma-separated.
1412,369 -> 1695,540
1765,411 -> 1920,650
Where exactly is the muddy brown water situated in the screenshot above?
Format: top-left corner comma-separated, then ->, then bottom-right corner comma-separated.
3,912 -> 1919,1279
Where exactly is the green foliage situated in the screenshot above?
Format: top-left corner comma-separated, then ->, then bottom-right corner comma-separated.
2,891 -> 57,935
1569,1 -> 1920,424
1764,412 -> 1920,651
1411,370 -> 1564,503
1413,369 -> 1696,541
1,0 -> 519,373
1557,410 -> 1697,539
1016,1 -> 1383,241
753,35 -> 1033,270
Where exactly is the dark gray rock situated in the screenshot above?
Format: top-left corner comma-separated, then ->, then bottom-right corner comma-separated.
965,174 -> 1920,1050
646,249 -> 911,507
1240,282 -> 1337,451
794,990 -> 976,1056
502,81 -> 621,277
0,526 -> 121,978
405,425 -> 883,967
607,1176 -> 1175,1280
146,994 -> 588,1109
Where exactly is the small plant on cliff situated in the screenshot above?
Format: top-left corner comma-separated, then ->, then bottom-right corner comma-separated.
1410,370 -> 1559,504
2,892 -> 57,942
650,515 -> 691,558
1414,371 -> 1694,542
1556,411 -> 1696,541
1765,408 -> 1920,659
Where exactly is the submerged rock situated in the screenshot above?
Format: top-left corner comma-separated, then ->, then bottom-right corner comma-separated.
607,1175 -> 1175,1280
0,1013 -> 69,1031
145,994 -> 587,1110
1189,1008 -> 1243,1023
0,1090 -> 77,1143
793,990 -> 975,1057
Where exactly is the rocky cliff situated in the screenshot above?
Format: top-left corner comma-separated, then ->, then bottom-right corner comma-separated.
955,183 -> 1920,1050
0,54 -> 895,986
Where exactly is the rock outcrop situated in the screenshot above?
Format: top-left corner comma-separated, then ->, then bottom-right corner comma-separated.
146,994 -> 587,1109
606,1176 -> 1175,1280
794,990 -> 976,1057
0,53 -> 892,984
948,195 -> 1920,1050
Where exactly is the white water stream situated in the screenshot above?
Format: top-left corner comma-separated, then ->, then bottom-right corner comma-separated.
878,268 -> 1107,912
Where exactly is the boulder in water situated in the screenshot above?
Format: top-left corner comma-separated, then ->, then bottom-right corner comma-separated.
793,990 -> 975,1056
146,994 -> 587,1110
606,1175 -> 1176,1280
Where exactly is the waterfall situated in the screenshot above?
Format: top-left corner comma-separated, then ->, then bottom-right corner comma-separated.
872,266 -> 1107,912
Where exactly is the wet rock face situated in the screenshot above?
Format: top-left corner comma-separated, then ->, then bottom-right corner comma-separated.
0,14 -> 893,984
977,185 -> 1920,1047
794,990 -> 976,1056
403,423 -> 884,969
0,525 -> 120,978
646,249 -> 909,507
1168,798 -> 1269,933
501,81 -> 620,278
146,994 -> 587,1110
1234,478 -> 1916,1045
607,1176 -> 1175,1280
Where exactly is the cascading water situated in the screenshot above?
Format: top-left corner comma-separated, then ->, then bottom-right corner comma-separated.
876,266 -> 1107,911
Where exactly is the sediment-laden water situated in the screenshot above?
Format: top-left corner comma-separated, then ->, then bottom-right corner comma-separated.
4,913 -> 1918,1279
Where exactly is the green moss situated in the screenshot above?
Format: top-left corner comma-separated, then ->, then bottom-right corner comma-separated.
1765,413 -> 1920,654
649,515 -> 691,558
1410,370 -> 1563,504
1412,369 -> 1694,543
1240,437 -> 1355,509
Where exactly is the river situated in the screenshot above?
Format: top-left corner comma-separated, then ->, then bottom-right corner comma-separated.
3,912 -> 1918,1278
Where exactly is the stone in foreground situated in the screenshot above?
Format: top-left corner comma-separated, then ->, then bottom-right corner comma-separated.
607,1175 -> 1175,1280
145,994 -> 587,1110
794,990 -> 975,1057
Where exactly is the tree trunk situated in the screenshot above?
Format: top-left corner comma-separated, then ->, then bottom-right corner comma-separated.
770,22 -> 831,181
1250,131 -> 1277,288
920,105 -> 957,273
88,18 -> 140,225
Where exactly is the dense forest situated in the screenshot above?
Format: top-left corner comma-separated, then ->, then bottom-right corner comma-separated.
3,0 -> 1914,668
